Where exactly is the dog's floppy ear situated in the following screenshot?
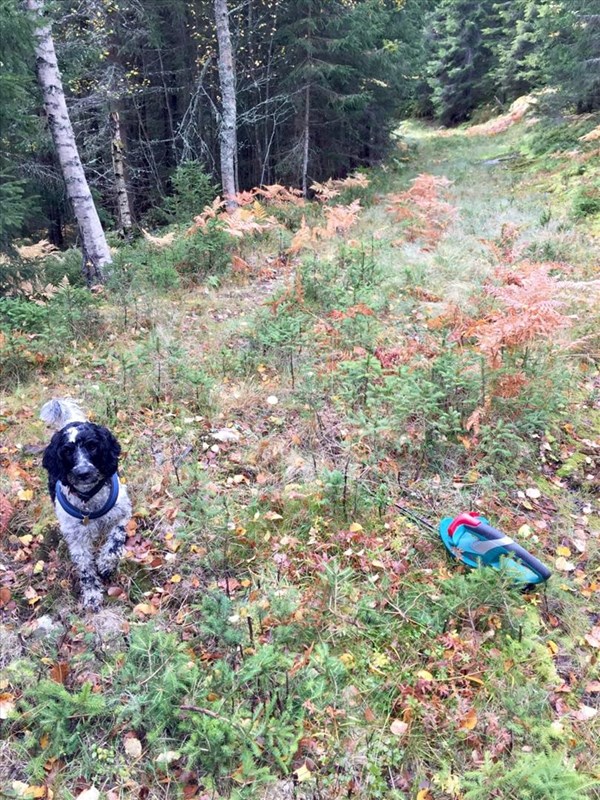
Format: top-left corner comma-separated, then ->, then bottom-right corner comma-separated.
42,431 -> 63,500
97,425 -> 121,475
42,430 -> 62,475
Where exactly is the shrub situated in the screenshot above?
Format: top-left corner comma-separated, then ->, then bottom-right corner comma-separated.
0,249 -> 86,295
115,625 -> 200,745
19,680 -> 108,761
0,296 -> 53,332
0,279 -> 102,387
43,249 -> 88,287
462,751 -> 598,800
523,119 -> 596,157
108,222 -> 232,290
571,185 -> 600,220
0,281 -> 101,339
165,161 -> 217,222
172,222 -> 232,280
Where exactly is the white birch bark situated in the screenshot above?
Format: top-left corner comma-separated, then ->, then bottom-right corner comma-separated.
214,0 -> 238,209
301,84 -> 310,198
25,0 -> 112,284
110,110 -> 133,237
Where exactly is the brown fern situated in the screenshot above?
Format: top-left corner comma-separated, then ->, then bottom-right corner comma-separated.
456,266 -> 571,366
386,174 -> 456,248
322,200 -> 362,237
254,184 -> 305,206
311,172 -> 370,202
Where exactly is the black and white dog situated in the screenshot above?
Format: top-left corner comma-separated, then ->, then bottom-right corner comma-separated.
40,399 -> 132,611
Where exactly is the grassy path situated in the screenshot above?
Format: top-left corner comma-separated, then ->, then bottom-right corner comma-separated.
1,121 -> 599,800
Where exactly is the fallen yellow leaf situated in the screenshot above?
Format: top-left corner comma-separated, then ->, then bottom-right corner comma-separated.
416,669 -> 434,681
295,763 -> 312,782
458,708 -> 478,731
339,652 -> 356,669
133,603 -> 158,616
11,783 -> 47,799
0,692 -> 16,719
17,489 -> 34,502
465,674 -> 485,686
26,787 -> 46,799
170,574 -> 182,583
24,586 -> 40,605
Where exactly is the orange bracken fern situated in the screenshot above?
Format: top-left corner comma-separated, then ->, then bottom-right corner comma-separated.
386,174 -> 456,248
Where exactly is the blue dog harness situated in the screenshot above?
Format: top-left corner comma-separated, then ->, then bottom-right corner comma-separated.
56,473 -> 120,526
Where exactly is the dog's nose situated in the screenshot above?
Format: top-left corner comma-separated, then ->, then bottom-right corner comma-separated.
72,467 -> 94,480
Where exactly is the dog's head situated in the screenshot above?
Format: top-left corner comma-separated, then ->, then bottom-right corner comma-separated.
42,422 -> 121,495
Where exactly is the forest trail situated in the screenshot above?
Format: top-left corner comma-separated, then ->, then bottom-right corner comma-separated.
1,121 -> 599,800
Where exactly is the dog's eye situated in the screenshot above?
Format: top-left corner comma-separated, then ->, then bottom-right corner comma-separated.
86,442 -> 97,453
61,443 -> 75,455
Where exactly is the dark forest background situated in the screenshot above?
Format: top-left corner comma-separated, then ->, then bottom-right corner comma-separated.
2,0 -> 599,247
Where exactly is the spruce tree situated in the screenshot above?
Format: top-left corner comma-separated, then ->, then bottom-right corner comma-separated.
491,0 -> 543,102
426,0 -> 499,125
0,0 -> 37,247
273,0 -> 414,188
535,0 -> 600,112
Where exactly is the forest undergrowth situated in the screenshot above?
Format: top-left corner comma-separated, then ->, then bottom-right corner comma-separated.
1,118 -> 599,800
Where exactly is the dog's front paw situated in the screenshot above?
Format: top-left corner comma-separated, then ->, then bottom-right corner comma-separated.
81,586 -> 103,612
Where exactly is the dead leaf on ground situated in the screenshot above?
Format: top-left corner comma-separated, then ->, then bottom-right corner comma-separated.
49,663 -> 70,684
133,602 -> 158,617
75,789 -> 100,800
0,692 -> 16,719
572,705 -> 598,721
390,719 -> 409,737
584,627 -> 600,648
155,750 -> 181,764
555,556 -> 576,572
458,709 -> 478,731
295,763 -> 313,782
416,669 -> 434,681
124,736 -> 143,758
11,783 -> 49,798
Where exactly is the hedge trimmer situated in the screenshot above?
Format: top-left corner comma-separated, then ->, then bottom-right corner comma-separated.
394,503 -> 552,589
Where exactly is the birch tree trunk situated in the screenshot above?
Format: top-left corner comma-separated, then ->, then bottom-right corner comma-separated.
300,2 -> 313,198
301,84 -> 310,198
110,110 -> 133,238
214,0 -> 238,209
25,0 -> 112,284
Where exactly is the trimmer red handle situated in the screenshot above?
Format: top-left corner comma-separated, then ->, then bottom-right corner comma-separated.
448,513 -> 481,536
